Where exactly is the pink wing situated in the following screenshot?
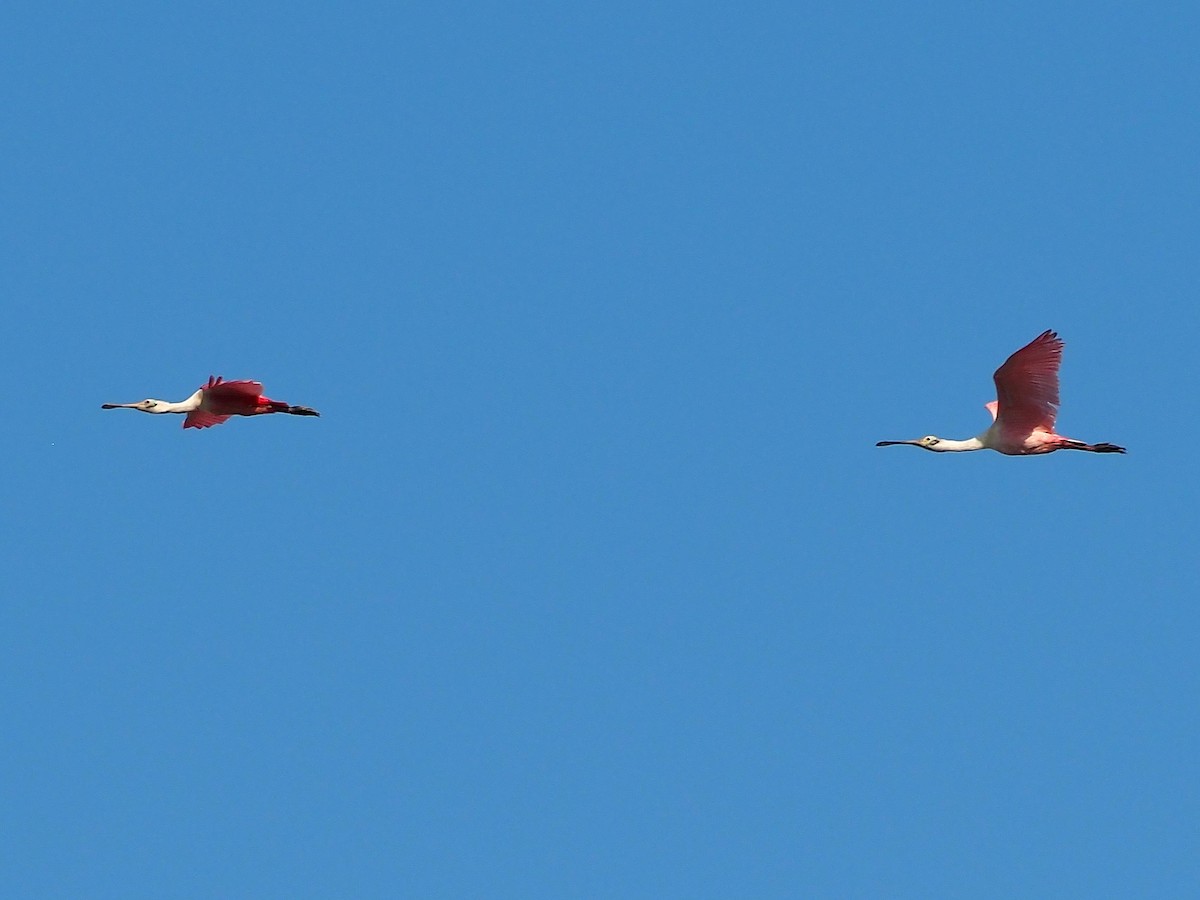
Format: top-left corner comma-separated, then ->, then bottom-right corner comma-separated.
184,410 -> 231,429
992,330 -> 1063,437
200,376 -> 264,402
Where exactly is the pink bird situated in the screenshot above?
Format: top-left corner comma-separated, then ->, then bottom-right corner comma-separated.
876,330 -> 1125,455
102,376 -> 320,429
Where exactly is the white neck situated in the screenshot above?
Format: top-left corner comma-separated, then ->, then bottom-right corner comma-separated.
156,391 -> 203,414
933,437 -> 985,452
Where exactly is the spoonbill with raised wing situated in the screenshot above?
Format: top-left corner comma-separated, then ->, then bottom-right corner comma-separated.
875,330 -> 1125,455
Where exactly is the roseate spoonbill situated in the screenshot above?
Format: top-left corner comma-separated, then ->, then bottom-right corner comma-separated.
102,376 -> 320,429
875,330 -> 1125,455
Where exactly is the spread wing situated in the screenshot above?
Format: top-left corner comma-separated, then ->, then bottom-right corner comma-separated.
992,330 -> 1063,437
200,376 -> 264,402
184,410 -> 231,429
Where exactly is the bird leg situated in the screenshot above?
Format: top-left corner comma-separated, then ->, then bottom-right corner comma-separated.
1060,440 -> 1126,454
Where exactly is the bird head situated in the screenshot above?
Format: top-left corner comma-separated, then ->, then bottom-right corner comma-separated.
875,435 -> 944,451
101,399 -> 168,414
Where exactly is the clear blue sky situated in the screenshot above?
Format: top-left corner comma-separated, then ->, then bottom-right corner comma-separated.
3,2 -> 1196,897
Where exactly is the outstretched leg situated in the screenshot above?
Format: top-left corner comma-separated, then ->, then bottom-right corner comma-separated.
1060,439 -> 1125,454
263,399 -> 320,417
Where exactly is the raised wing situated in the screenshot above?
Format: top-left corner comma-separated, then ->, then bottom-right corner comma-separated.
184,410 -> 231,429
992,330 -> 1063,437
200,375 -> 264,402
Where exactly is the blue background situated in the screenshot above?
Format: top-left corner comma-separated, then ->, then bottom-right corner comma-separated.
3,2 -> 1194,896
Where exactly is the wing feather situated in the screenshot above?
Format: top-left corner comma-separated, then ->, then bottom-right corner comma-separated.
201,377 -> 265,402
992,330 -> 1063,437
184,410 -> 231,429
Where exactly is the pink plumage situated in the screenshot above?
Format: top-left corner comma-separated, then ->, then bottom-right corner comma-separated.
183,410 -> 231,429
185,377 -> 273,428
991,329 -> 1063,442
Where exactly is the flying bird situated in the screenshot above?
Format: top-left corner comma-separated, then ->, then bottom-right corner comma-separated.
876,330 -> 1125,455
102,376 -> 320,429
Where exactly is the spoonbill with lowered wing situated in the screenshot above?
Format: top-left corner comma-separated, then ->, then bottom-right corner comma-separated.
102,376 -> 320,430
